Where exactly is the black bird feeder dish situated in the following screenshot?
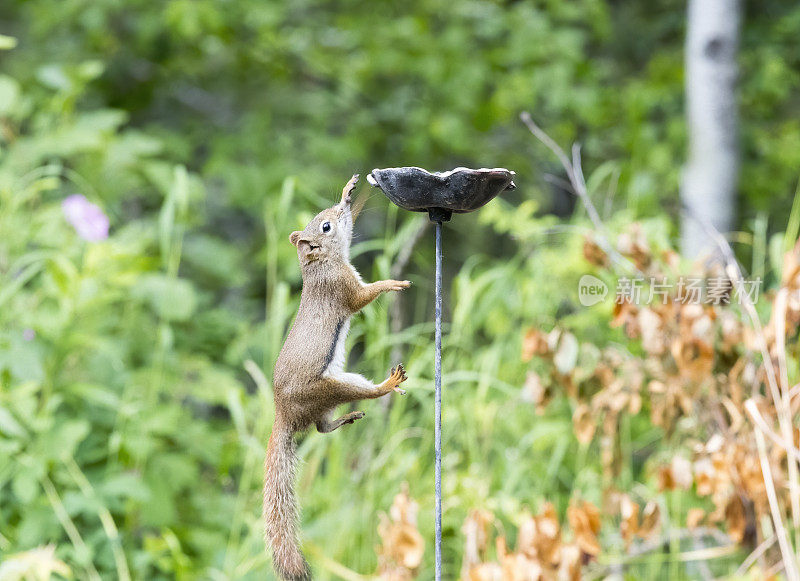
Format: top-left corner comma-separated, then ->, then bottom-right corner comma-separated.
367,166 -> 516,223
368,167 -> 516,580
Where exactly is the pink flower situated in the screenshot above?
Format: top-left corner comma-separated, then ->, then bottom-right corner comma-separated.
62,194 -> 109,241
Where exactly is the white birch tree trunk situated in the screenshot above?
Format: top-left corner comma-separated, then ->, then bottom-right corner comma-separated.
680,0 -> 741,258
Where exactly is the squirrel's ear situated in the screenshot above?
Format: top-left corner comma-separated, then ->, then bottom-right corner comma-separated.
289,231 -> 302,246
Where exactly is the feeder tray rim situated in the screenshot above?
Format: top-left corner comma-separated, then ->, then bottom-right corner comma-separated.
366,166 -> 515,185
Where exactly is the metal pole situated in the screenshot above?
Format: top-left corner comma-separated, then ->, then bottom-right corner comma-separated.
434,221 -> 443,581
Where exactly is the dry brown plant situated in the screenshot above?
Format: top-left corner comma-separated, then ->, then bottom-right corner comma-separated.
520,113 -> 800,578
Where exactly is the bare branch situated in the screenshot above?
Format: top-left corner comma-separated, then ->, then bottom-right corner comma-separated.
587,527 -> 734,580
734,534 -> 776,578
520,112 -> 640,275
542,173 -> 573,192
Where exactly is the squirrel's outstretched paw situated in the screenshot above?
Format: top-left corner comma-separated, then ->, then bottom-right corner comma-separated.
386,364 -> 408,394
389,280 -> 412,292
341,174 -> 359,204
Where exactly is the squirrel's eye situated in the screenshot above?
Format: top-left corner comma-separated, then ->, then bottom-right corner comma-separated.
321,221 -> 331,233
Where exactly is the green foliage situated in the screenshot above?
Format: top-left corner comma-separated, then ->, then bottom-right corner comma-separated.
0,0 -> 799,579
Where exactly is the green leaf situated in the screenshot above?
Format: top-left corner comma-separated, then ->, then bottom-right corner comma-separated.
0,406 -> 26,438
41,420 -> 90,461
0,35 -> 18,50
0,334 -> 45,383
12,468 -> 39,504
132,274 -> 197,321
47,255 -> 78,294
0,75 -> 21,115
182,234 -> 246,285
140,477 -> 176,527
100,472 -> 150,503
36,64 -> 71,91
77,60 -> 104,81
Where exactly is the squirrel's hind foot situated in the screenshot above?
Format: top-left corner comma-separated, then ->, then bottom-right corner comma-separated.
317,410 -> 366,433
382,364 -> 408,394
343,410 -> 365,424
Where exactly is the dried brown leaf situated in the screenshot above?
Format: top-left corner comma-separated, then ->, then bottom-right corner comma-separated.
686,508 -> 705,530
377,486 -> 425,578
522,328 -> 550,362
639,502 -> 660,540
572,404 -> 595,445
583,236 -> 609,267
725,495 -> 746,543
567,500 -> 601,557
620,495 -> 639,548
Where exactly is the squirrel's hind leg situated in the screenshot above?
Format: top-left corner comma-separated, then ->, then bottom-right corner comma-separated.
315,370 -> 405,407
316,410 -> 366,433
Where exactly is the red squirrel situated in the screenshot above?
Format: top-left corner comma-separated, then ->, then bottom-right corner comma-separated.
264,174 -> 410,580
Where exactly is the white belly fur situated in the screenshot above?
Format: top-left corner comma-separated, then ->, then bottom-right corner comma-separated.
324,317 -> 350,377
349,263 -> 363,284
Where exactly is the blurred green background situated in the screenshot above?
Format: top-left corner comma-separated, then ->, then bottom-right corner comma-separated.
1,0 -> 799,579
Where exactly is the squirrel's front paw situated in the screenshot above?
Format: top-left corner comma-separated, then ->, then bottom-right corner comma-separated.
384,364 -> 408,394
389,280 -> 412,292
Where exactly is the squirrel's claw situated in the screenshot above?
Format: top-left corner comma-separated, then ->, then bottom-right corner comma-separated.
341,174 -> 359,205
386,364 -> 408,394
345,411 -> 365,424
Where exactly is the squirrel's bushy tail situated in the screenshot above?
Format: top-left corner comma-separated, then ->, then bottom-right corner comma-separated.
264,420 -> 311,581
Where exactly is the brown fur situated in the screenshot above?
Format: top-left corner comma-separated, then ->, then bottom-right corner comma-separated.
264,174 -> 410,580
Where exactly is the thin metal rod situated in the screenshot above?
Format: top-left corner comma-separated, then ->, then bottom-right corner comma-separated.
433,221 -> 443,581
